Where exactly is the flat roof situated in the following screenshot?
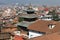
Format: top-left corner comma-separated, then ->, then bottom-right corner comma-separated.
44,15 -> 52,17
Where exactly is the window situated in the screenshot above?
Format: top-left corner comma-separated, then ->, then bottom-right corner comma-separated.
48,24 -> 55,29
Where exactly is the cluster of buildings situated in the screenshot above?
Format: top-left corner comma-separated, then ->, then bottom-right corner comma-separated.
0,4 -> 60,40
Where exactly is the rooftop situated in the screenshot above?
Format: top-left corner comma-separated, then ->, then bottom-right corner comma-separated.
28,20 -> 60,34
0,33 -> 10,39
29,32 -> 60,40
20,14 -> 38,18
16,21 -> 35,27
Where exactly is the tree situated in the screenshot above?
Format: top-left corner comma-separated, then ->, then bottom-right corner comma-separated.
0,22 -> 3,32
47,11 -> 53,15
18,17 -> 24,22
52,10 -> 60,21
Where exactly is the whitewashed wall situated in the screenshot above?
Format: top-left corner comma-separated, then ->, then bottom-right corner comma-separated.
29,31 -> 43,39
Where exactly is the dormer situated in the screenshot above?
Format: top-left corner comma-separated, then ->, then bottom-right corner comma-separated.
48,24 -> 56,29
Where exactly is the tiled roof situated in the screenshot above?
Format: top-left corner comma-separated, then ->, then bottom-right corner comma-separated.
1,27 -> 17,33
28,20 -> 60,34
0,33 -> 10,39
4,24 -> 17,28
29,32 -> 60,40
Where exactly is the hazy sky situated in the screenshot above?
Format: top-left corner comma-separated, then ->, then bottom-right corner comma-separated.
0,0 -> 60,6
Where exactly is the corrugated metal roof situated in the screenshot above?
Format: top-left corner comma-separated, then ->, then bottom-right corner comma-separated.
20,14 -> 38,18
16,21 -> 34,27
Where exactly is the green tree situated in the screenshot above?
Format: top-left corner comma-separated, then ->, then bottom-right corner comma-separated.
18,17 -> 24,22
52,10 -> 60,21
